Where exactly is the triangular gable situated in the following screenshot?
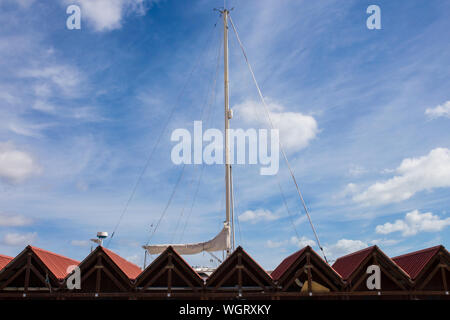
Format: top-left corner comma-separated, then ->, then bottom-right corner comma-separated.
272,246 -> 343,293
206,246 -> 274,295
0,246 -> 78,293
393,245 -> 450,291
68,246 -> 140,293
333,246 -> 412,292
135,246 -> 203,294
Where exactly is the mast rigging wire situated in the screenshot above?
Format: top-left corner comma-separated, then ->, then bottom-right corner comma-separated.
228,15 -> 328,263
170,32 -> 223,243
107,19 -> 219,247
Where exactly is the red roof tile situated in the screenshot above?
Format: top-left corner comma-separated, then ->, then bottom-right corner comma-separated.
332,246 -> 375,280
30,246 -> 79,280
102,247 -> 142,280
271,247 -> 308,280
392,245 -> 442,280
0,254 -> 13,270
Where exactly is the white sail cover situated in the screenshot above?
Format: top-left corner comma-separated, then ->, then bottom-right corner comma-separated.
143,224 -> 230,255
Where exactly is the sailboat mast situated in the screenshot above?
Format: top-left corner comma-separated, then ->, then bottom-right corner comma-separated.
223,9 -> 232,256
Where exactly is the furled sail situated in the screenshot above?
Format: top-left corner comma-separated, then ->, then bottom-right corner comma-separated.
143,223 -> 230,255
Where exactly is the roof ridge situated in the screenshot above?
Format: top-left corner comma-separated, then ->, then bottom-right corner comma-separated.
29,245 -> 79,264
101,247 -> 141,269
333,245 -> 375,262
392,245 -> 442,260
0,254 -> 13,259
270,247 -> 309,280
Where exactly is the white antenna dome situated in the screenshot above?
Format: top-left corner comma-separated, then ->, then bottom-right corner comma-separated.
97,231 -> 108,239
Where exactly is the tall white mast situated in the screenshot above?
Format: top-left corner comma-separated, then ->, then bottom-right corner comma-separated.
143,9 -> 234,258
223,9 -> 232,257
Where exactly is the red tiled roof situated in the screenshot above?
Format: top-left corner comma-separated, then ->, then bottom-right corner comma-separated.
102,247 -> 142,280
392,245 -> 442,280
271,247 -> 307,280
30,246 -> 79,280
0,254 -> 13,270
332,246 -> 375,280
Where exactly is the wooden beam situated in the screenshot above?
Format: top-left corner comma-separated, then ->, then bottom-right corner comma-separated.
80,263 -> 99,284
350,271 -> 368,292
172,267 -> 197,291
0,265 -> 27,290
142,266 -> 167,290
29,265 -> 51,290
306,253 -> 312,294
418,264 -> 441,290
24,253 -> 31,293
282,266 -> 305,292
242,266 -> 267,291
101,265 -> 128,292
213,266 -> 236,291
238,253 -> 242,292
278,252 -> 307,284
379,262 -> 406,290
311,265 -> 339,291
168,254 -> 172,295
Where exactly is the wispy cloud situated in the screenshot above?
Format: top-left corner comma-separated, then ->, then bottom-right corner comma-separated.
1,232 -> 37,246
18,65 -> 84,99
0,213 -> 33,227
238,208 -> 280,224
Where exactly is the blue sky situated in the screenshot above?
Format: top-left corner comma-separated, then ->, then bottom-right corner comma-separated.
0,0 -> 449,270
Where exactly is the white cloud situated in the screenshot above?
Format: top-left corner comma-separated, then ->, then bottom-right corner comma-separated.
290,236 -> 316,248
70,240 -> 90,247
265,239 -> 287,248
335,182 -> 359,199
0,142 -> 41,183
425,100 -> 450,119
353,148 -> 450,205
1,232 -> 37,246
67,0 -> 155,32
0,213 -> 33,227
238,209 -> 279,224
348,165 -> 366,177
324,239 -> 368,260
376,210 -> 450,236
234,100 -> 319,153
